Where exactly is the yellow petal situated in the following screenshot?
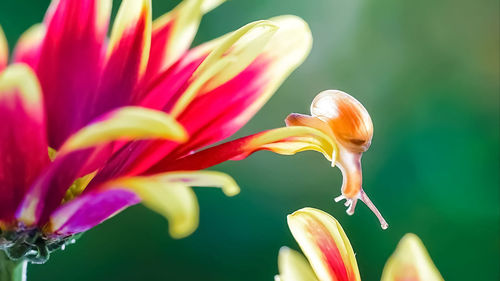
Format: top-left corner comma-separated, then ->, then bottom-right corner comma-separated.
155,170 -> 240,197
249,127 -> 337,162
0,25 -> 8,70
108,0 -> 151,76
381,233 -> 444,281
277,247 -> 319,281
170,20 -> 279,117
106,177 -> 199,239
59,106 -> 187,154
105,170 -> 239,238
287,208 -> 361,281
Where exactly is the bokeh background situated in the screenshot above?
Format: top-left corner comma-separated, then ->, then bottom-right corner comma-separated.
1,0 -> 499,280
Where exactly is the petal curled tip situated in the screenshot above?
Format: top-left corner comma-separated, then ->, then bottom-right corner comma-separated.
0,25 -> 7,71
59,107 -> 187,154
154,171 -> 241,197
311,90 -> 373,153
277,246 -> 319,281
287,207 -> 361,281
104,178 -> 199,239
381,234 -> 444,281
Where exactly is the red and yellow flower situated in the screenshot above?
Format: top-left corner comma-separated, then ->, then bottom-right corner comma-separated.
0,0 -> 386,264
276,208 -> 443,281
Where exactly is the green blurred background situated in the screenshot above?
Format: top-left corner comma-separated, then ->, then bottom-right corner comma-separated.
1,0 -> 499,280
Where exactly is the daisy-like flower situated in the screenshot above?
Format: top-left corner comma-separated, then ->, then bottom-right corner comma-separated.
0,0 -> 387,277
0,0 -> 313,267
275,208 -> 443,281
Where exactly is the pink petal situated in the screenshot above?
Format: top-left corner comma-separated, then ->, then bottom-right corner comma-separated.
89,0 -> 152,117
0,65 -> 50,222
36,0 -> 111,148
12,24 -> 46,69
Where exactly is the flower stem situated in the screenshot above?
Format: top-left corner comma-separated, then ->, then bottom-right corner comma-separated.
0,251 -> 27,281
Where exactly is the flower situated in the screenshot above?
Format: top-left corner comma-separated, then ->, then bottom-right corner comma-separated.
0,0 -> 313,263
275,208 -> 443,281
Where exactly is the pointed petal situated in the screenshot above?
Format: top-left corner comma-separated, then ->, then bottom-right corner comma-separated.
0,26 -> 7,71
146,0 -> 225,78
17,106 -> 186,226
125,17 -> 312,175
103,179 -> 199,239
277,247 -> 319,281
12,24 -> 46,69
36,0 -> 111,148
381,234 -> 444,281
147,126 -> 335,173
0,64 -> 50,221
287,208 -> 361,281
91,0 -> 152,116
59,106 -> 187,154
168,15 -> 312,158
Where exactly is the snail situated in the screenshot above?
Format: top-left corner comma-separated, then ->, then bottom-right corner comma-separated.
286,90 -> 388,229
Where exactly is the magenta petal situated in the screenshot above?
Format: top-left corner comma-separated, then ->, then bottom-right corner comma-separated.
89,1 -> 151,118
36,0 -> 110,148
16,149 -> 95,225
0,66 -> 50,221
49,188 -> 140,235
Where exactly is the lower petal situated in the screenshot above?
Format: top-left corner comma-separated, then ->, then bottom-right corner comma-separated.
287,208 -> 361,281
277,247 -> 319,281
381,234 -> 444,281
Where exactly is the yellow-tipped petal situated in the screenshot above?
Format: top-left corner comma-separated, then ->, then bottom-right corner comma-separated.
245,15 -> 312,110
277,247 -> 319,281
170,20 -> 279,117
155,170 -> 240,197
12,24 -> 46,64
0,25 -> 8,70
104,170 -> 238,238
0,64 -> 42,108
59,106 -> 187,154
152,0 -> 223,71
287,208 -> 361,281
106,178 -> 199,239
381,233 -> 444,281
249,126 -> 337,162
108,0 -> 151,76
